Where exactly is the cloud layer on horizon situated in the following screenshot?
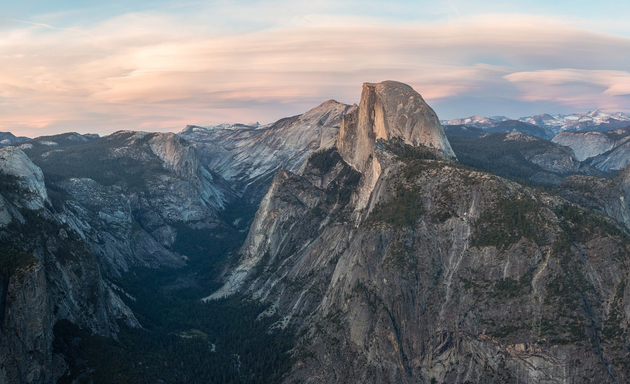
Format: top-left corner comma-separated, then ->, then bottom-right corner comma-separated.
1,6 -> 630,137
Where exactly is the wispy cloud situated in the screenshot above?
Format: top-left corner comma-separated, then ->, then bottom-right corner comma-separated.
506,69 -> 630,95
1,7 -> 630,137
505,69 -> 630,109
2,18 -> 66,30
1,17 -> 93,37
446,0 -> 461,17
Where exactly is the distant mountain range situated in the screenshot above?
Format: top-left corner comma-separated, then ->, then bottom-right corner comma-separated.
442,110 -> 630,135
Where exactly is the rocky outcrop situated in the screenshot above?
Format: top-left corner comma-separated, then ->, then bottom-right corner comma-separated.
212,83 -> 630,383
552,131 -> 616,161
551,127 -> 630,172
19,131 -> 233,277
338,81 -> 455,174
180,100 -> 354,201
0,147 -> 48,210
0,149 -> 138,384
588,140 -> 630,172
57,177 -> 185,275
514,135 -> 580,174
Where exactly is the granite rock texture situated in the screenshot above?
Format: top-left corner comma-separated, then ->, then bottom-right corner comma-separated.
0,147 -> 138,384
180,100 -> 354,202
212,83 -> 630,383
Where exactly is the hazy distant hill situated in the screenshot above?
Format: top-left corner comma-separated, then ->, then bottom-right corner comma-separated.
0,131 -> 30,147
485,119 -> 553,139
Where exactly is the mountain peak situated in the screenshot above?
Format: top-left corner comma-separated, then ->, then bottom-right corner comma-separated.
586,109 -> 604,117
337,81 -> 455,173
299,99 -> 352,126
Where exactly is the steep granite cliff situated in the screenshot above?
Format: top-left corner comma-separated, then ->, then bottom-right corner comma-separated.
556,165 -> 630,231
338,81 -> 455,174
211,82 -> 630,383
19,131 -> 233,277
180,100 -> 354,202
552,127 -> 630,172
0,147 -> 138,384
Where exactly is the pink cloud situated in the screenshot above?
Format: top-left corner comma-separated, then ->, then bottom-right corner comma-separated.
505,69 -> 630,109
1,12 -> 630,136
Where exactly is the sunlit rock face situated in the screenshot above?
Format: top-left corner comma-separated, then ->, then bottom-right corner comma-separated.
180,100 -> 354,202
552,131 -> 616,162
552,127 -> 630,172
338,81 -> 455,174
335,81 -> 456,210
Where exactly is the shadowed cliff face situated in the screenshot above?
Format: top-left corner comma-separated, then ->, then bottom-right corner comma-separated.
18,131 -> 234,277
0,147 -> 139,384
556,164 -> 630,231
211,82 -> 630,383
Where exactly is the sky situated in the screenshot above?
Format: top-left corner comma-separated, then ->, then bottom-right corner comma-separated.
1,0 -> 630,137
